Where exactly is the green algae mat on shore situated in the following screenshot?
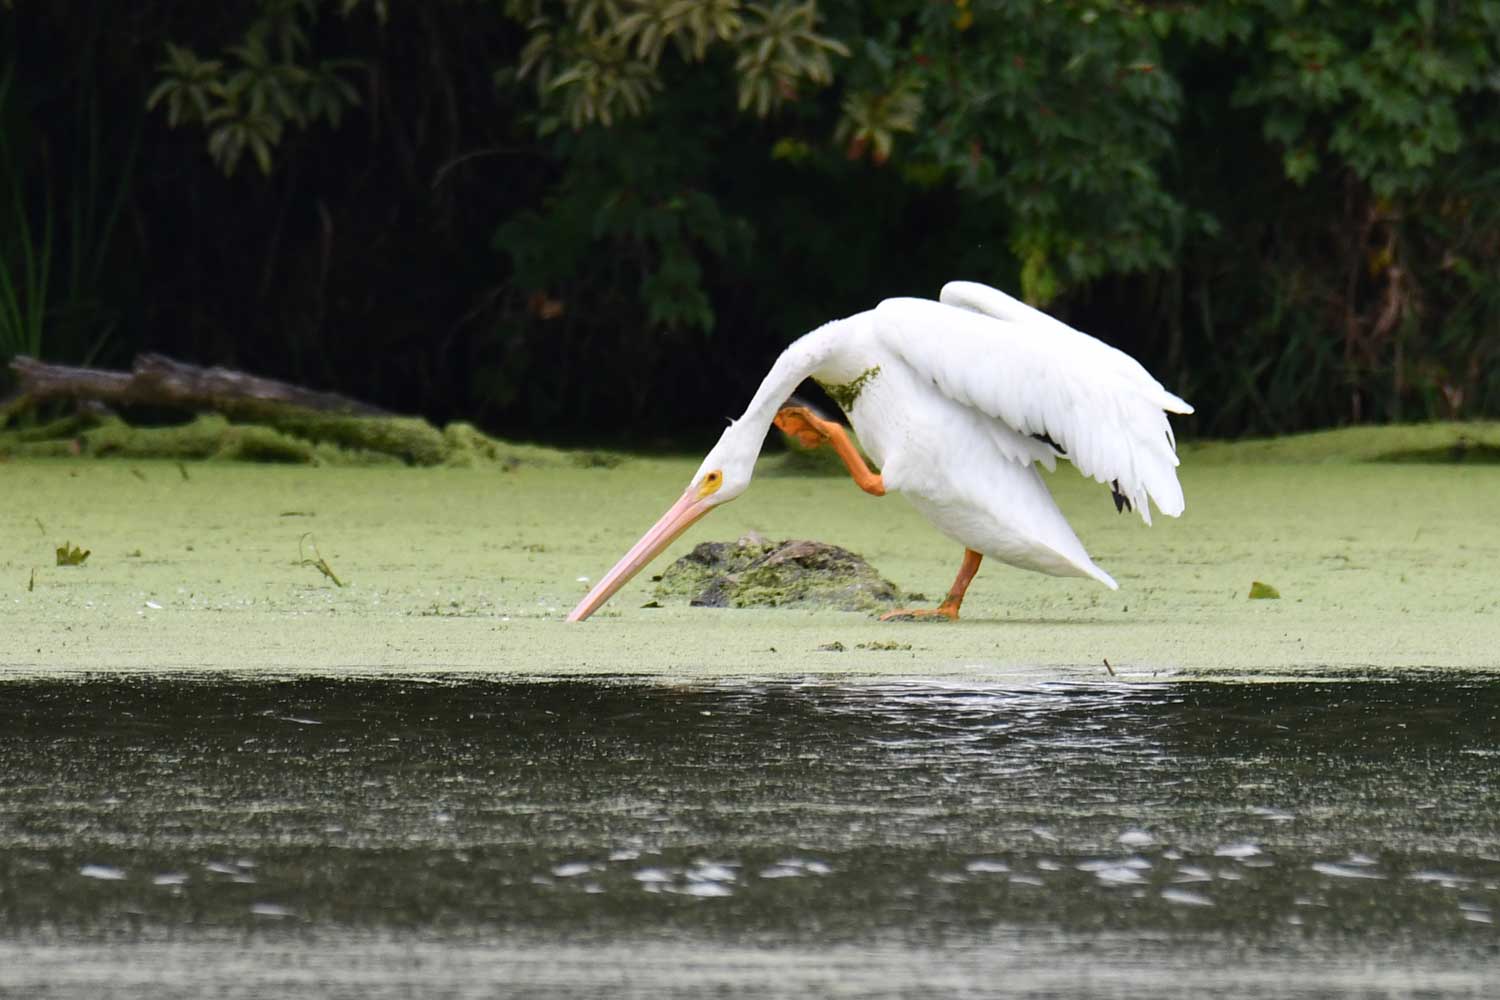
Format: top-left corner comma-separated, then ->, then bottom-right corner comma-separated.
2,423 -> 1498,679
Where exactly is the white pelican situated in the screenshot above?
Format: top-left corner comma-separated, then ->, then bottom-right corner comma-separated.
568,280 -> 1192,623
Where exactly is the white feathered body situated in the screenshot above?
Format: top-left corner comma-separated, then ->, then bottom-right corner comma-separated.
783,282 -> 1192,590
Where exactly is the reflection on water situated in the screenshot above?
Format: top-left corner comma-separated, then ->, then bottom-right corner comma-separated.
1,675 -> 1497,997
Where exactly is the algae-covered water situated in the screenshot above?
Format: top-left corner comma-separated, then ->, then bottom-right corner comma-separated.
2,450 -> 1498,675
2,443 -> 1499,997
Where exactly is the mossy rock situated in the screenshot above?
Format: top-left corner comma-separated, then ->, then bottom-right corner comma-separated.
443,422 -> 555,468
5,413 -> 401,464
267,411 -> 449,465
0,411 -> 604,468
656,537 -> 901,613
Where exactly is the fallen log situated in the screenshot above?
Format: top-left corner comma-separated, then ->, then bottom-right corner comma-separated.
6,353 -> 387,419
1,353 -> 621,468
3,353 -> 442,465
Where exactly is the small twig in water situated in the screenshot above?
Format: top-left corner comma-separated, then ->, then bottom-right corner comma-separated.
1103,657 -> 1115,677
298,533 -> 343,587
28,568 -> 35,592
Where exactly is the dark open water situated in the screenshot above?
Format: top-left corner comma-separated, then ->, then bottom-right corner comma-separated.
1,674 -> 1497,997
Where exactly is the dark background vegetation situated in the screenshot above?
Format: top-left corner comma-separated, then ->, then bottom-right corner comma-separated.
2,0 -> 1497,446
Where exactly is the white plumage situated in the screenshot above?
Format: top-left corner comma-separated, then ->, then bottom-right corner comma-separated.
568,281 -> 1193,622
885,285 -> 1190,519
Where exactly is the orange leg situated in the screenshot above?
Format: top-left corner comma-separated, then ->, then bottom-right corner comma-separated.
773,405 -> 885,496
880,549 -> 983,622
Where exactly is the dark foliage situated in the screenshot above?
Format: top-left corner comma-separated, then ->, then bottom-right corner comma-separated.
2,1 -> 1497,444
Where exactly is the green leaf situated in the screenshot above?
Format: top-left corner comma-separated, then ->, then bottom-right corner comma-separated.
55,542 -> 90,567
1283,147 -> 1319,184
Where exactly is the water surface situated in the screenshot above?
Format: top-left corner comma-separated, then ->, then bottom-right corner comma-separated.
1,675 -> 1497,997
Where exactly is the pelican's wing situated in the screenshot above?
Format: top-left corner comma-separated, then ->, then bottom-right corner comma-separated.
939,280 -> 1193,421
875,290 -> 1193,524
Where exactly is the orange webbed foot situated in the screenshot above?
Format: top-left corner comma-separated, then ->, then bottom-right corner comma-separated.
773,405 -> 834,449
775,403 -> 886,497
881,551 -> 981,623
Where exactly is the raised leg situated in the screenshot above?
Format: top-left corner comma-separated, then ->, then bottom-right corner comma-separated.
773,404 -> 885,497
880,549 -> 983,622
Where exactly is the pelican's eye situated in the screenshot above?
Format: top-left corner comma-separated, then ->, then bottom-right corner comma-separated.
697,470 -> 724,498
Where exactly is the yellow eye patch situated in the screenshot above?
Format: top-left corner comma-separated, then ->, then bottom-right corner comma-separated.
697,470 -> 723,498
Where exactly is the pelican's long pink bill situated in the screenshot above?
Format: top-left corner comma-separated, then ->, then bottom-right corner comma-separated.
567,486 -> 714,622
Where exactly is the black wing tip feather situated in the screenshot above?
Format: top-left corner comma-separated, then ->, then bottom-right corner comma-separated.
1110,479 -> 1132,514
1030,430 -> 1066,457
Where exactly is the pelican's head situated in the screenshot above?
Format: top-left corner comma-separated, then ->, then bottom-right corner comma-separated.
690,419 -> 761,505
567,420 -> 761,622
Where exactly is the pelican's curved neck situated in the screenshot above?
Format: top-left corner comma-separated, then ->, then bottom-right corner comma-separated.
734,317 -> 850,432
691,316 -> 862,488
